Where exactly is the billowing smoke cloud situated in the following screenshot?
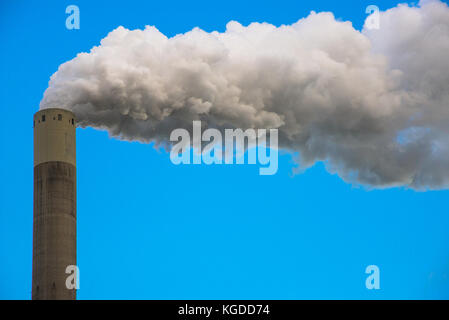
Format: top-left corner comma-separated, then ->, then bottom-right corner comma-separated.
40,0 -> 449,189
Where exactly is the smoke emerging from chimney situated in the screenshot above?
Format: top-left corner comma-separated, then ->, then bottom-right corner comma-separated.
40,0 -> 449,190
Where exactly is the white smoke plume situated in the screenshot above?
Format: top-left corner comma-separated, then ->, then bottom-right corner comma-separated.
40,0 -> 449,189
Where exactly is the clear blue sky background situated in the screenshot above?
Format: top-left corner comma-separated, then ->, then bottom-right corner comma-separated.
1,0 -> 449,299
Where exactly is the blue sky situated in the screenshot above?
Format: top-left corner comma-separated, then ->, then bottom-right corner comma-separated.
1,0 -> 449,299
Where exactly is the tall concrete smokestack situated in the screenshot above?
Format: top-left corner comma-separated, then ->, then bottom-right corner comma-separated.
33,108 -> 76,300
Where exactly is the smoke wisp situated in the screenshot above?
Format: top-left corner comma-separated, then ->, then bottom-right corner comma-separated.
40,0 -> 449,189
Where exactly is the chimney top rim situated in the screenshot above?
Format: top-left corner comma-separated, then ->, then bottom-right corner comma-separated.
34,108 -> 75,118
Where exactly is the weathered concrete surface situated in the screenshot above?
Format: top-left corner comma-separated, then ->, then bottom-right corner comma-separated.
33,161 -> 76,300
33,108 -> 76,300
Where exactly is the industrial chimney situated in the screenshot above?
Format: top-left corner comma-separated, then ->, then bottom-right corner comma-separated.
33,108 -> 77,300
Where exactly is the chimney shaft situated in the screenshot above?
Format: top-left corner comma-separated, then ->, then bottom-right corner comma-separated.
33,108 -> 77,300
